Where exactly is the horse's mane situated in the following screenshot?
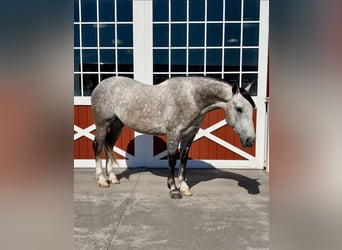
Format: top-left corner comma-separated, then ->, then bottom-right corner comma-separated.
239,87 -> 256,108
170,76 -> 256,109
206,76 -> 256,109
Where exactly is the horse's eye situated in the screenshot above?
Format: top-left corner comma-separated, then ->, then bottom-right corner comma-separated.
236,107 -> 243,113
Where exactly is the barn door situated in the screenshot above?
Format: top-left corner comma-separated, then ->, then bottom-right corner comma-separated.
74,0 -> 269,169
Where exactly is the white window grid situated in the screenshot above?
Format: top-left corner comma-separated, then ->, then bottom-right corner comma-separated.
152,0 -> 260,87
74,0 -> 262,98
74,0 -> 134,97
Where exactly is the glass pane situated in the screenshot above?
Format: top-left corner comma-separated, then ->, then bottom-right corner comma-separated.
171,24 -> 186,47
117,49 -> 133,72
82,24 -> 97,47
100,74 -> 115,81
206,74 -> 222,80
244,0 -> 260,21
74,24 -> 80,47
117,24 -> 133,47
189,0 -> 205,21
242,48 -> 258,71
207,0 -> 223,21
153,49 -> 169,72
207,23 -> 222,46
74,49 -> 80,72
74,74 -> 81,96
242,73 -> 258,96
81,0 -> 96,22
224,73 -> 240,85
243,23 -> 259,46
171,49 -> 186,72
188,73 -> 205,77
153,24 -> 169,47
206,49 -> 222,72
118,73 -> 133,78
153,74 -> 169,85
153,0 -> 168,21
100,49 -> 115,72
74,0 -> 79,22
189,49 -> 204,72
99,0 -> 115,22
82,49 -> 98,72
117,0 -> 132,22
171,0 -> 186,21
224,48 -> 240,71
100,24 -> 115,47
83,74 -> 99,96
225,0 -> 241,21
189,24 -> 204,47
225,23 -> 240,46
171,73 -> 187,78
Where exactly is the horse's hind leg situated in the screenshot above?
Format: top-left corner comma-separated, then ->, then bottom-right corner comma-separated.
178,134 -> 196,196
104,118 -> 124,184
93,124 -> 109,188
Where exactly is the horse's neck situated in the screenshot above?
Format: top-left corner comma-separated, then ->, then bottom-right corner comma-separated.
195,80 -> 232,115
200,101 -> 228,116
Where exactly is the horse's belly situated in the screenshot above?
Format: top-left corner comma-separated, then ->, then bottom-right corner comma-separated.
110,96 -> 166,134
119,116 -> 168,135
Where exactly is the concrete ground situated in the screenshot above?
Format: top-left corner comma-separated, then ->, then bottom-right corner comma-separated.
74,168 -> 269,250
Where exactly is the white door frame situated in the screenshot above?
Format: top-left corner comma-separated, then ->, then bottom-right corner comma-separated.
74,0 -> 269,169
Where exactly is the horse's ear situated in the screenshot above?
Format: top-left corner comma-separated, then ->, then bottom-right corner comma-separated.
244,81 -> 254,93
232,83 -> 239,95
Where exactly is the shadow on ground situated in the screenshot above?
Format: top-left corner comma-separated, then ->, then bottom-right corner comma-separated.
117,135 -> 261,195
117,166 -> 261,195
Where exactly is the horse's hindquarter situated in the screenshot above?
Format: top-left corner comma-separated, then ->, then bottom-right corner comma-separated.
94,79 -> 168,135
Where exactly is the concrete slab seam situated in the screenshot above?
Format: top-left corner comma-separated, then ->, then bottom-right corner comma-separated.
106,172 -> 142,250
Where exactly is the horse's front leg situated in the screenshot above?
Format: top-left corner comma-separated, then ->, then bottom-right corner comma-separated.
166,136 -> 182,199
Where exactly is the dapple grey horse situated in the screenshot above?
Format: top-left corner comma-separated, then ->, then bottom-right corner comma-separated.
91,76 -> 256,198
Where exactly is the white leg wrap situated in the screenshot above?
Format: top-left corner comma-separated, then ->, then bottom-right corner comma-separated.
97,174 -> 109,187
179,181 -> 193,196
95,165 -> 103,178
109,172 -> 120,184
98,175 -> 107,183
179,181 -> 189,191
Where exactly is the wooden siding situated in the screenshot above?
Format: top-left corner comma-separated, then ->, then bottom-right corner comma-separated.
74,106 -> 255,160
74,106 -> 135,159
153,109 -> 256,160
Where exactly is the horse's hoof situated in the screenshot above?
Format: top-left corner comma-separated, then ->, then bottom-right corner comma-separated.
169,190 -> 182,199
180,189 -> 193,196
110,177 -> 120,184
98,180 -> 110,188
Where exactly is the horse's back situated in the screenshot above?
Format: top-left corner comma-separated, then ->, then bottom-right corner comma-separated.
91,77 -> 138,121
92,76 -> 138,96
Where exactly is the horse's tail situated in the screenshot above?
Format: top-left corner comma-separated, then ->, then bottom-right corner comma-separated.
104,142 -> 118,168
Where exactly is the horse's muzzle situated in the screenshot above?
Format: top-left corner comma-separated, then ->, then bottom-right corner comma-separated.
242,136 -> 255,148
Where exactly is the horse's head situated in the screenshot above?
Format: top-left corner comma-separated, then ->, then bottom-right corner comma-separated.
225,83 -> 256,147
